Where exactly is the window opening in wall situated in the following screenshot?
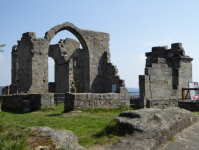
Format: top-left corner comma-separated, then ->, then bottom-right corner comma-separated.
48,57 -> 55,82
48,30 -> 85,93
50,30 -> 82,49
74,60 -> 76,67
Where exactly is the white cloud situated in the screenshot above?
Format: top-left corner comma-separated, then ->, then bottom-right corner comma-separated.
0,53 -> 4,63
136,54 -> 146,63
131,54 -> 146,63
143,37 -> 173,48
143,42 -> 153,46
157,37 -> 173,45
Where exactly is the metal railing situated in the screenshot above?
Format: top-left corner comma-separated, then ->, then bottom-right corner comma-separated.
54,93 -> 65,106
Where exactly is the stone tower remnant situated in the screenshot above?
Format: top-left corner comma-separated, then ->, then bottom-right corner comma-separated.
139,43 -> 193,108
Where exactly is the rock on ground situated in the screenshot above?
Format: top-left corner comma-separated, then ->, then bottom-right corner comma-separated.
31,126 -> 85,150
105,107 -> 198,150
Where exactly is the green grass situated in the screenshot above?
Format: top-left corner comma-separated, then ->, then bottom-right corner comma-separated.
0,123 -> 34,150
0,104 -> 135,149
169,135 -> 175,142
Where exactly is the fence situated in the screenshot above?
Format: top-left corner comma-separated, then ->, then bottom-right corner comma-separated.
54,93 -> 65,106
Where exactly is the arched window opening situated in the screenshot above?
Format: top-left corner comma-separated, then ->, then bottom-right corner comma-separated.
50,30 -> 82,48
48,30 -> 85,93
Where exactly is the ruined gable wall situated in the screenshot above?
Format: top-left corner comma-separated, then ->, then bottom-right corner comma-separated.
16,32 -> 49,94
139,43 -> 193,108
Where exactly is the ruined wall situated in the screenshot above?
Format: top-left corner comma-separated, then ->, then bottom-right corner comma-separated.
64,92 -> 130,112
5,22 -> 127,95
44,22 -> 111,93
139,43 -> 193,108
16,32 -> 49,94
11,45 -> 18,84
103,52 -> 126,93
48,38 -> 85,93
0,93 -> 54,109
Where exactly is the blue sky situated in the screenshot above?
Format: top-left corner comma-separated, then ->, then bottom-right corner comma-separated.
1,0 -> 199,88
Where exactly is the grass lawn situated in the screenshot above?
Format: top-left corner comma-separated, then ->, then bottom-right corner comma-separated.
0,104 -> 136,149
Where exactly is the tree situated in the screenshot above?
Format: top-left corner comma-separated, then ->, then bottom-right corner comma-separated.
0,44 -> 6,52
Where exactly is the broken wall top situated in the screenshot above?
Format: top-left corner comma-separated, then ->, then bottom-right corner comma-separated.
145,43 -> 193,68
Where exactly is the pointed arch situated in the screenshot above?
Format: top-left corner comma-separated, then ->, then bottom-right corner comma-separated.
44,22 -> 90,92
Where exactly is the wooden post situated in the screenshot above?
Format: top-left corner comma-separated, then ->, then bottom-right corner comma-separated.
185,90 -> 189,100
182,88 -> 185,100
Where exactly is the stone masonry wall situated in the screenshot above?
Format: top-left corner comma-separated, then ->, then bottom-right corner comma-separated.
0,93 -> 54,110
104,52 -> 126,93
5,22 -> 127,96
11,45 -> 18,84
139,43 -> 193,108
64,93 -> 130,112
17,32 -> 49,94
44,22 -> 111,93
49,38 -> 85,93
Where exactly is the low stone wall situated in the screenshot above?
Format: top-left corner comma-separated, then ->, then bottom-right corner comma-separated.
146,99 -> 179,108
64,93 -> 130,112
179,100 -> 199,111
0,93 -> 54,110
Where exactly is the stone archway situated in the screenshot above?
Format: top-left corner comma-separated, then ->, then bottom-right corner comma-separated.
15,22 -> 111,94
44,22 -> 90,92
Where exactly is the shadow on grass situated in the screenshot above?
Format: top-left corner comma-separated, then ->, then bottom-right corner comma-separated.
92,119 -> 134,139
46,113 -> 62,117
82,106 -> 137,114
130,105 -> 138,110
1,107 -> 43,114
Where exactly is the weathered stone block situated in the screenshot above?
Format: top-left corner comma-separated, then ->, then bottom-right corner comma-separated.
87,94 -> 95,100
94,94 -> 99,100
105,93 -> 113,100
99,94 -> 105,100
112,94 -> 119,100
158,58 -> 166,64
75,94 -> 86,100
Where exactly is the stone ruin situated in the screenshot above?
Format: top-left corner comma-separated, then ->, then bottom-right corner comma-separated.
139,43 -> 193,108
1,22 -> 129,110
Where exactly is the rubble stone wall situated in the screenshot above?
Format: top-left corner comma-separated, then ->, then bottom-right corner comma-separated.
139,43 -> 193,108
7,22 -> 125,94
64,92 -> 130,112
49,38 -> 86,93
0,93 -> 54,109
3,22 -> 129,110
